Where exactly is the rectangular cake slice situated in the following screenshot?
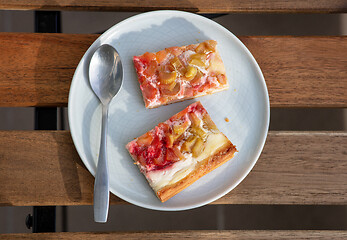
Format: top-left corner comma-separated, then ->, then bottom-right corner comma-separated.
133,40 -> 229,108
126,102 -> 237,202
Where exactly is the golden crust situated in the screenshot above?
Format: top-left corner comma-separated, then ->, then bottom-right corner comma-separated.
156,139 -> 237,202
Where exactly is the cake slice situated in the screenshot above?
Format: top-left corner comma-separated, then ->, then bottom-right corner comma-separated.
126,102 -> 237,202
133,40 -> 229,108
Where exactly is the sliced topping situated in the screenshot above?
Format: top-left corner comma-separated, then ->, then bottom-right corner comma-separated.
165,133 -> 175,148
195,40 -> 217,53
157,122 -> 170,133
185,66 -> 197,80
191,125 -> 207,139
188,111 -> 208,145
173,120 -> 190,136
159,71 -> 177,85
192,137 -> 204,157
189,70 -> 204,86
189,112 -> 202,127
173,124 -> 186,136
166,46 -> 183,56
137,132 -> 154,147
181,135 -> 197,153
152,150 -> 166,167
203,115 -> 218,131
129,113 -> 192,171
170,57 -> 186,75
188,60 -> 205,68
195,42 -> 206,54
142,52 -> 156,63
143,60 -> 158,77
189,53 -> 207,68
130,126 -> 175,171
170,57 -> 182,68
161,82 -> 180,96
165,148 -> 179,162
172,145 -> 185,160
191,53 -> 207,62
166,64 -> 175,73
205,40 -> 217,52
167,81 -> 177,91
141,82 -> 158,101
156,50 -> 168,64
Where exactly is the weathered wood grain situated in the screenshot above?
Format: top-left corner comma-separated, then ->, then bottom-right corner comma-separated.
0,33 -> 96,107
0,0 -> 346,13
240,36 -> 347,107
1,33 -> 346,107
1,230 -> 347,239
217,131 -> 347,205
0,131 -> 346,206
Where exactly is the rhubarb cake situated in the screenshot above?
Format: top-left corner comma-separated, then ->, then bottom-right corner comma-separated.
133,40 -> 229,108
126,102 -> 237,202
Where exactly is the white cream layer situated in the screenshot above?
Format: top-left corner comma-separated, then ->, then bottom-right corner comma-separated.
145,132 -> 230,192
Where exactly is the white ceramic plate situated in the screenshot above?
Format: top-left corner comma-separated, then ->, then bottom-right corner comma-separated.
68,10 -> 270,211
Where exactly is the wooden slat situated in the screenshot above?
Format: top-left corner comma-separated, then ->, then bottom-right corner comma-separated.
0,0 -> 346,13
0,131 -> 346,206
1,230 -> 347,239
241,36 -> 347,107
1,33 -> 346,107
0,33 -> 95,107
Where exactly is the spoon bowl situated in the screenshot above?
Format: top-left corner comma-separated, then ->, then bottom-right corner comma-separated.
89,44 -> 123,104
89,44 -> 123,223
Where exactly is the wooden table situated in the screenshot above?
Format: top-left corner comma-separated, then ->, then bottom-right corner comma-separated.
1,1 -> 347,239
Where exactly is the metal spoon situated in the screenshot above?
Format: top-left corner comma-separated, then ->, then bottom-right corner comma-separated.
89,44 -> 123,223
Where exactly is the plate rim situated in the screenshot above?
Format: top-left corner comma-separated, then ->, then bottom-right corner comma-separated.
68,10 -> 270,211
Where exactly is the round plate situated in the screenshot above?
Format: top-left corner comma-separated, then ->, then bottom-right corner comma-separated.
68,10 -> 270,211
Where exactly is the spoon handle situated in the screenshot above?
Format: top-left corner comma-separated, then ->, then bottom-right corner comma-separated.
94,105 -> 110,223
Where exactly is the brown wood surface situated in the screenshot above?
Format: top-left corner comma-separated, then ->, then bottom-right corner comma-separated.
0,0 -> 346,13
1,230 -> 347,239
241,36 -> 347,107
1,33 -> 346,108
0,131 -> 346,206
0,33 -> 95,107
